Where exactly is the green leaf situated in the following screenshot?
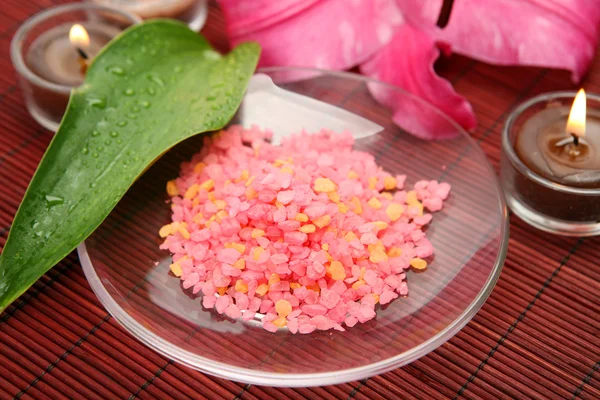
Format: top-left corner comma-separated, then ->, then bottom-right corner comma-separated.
0,20 -> 260,311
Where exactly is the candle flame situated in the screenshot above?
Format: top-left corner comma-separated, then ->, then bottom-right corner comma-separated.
566,88 -> 586,138
69,24 -> 90,49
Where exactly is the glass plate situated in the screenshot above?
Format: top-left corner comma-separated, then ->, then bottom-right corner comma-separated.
78,67 -> 508,387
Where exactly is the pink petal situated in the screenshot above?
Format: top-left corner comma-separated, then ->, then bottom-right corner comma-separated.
217,0 -> 404,69
397,0 -> 600,83
360,24 -> 477,139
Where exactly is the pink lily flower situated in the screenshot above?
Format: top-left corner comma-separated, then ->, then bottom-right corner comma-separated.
217,0 -> 600,139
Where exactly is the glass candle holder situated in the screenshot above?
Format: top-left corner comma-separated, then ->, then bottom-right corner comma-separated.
501,91 -> 600,236
86,0 -> 208,31
11,3 -> 141,132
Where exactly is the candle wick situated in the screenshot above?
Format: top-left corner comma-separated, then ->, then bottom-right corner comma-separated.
436,0 -> 455,28
571,133 -> 579,147
76,47 -> 89,60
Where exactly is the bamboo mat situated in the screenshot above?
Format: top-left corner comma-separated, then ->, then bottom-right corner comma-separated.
1,1 -> 599,399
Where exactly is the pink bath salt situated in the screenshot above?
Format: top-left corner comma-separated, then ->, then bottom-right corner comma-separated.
395,174 -> 407,189
398,282 -> 409,296
307,262 -> 326,280
247,204 -> 271,220
272,207 -> 287,223
213,273 -> 231,288
302,304 -> 328,317
225,304 -> 242,319
268,291 -> 284,303
413,214 -> 433,226
265,226 -> 282,239
221,263 -> 243,277
360,293 -> 377,308
278,220 -> 301,232
363,269 -> 378,287
275,264 -> 292,275
379,291 -> 398,305
263,321 -> 279,333
258,189 -> 277,203
234,292 -> 249,310
410,230 -> 425,243
357,304 -> 377,323
360,232 -> 378,245
304,290 -> 319,305
356,284 -> 372,297
319,289 -> 341,309
256,236 -> 271,248
270,281 -> 290,292
414,180 -> 428,192
330,280 -> 347,295
202,294 -> 217,309
217,248 -> 240,264
298,323 -> 316,334
249,297 -> 262,312
287,309 -> 302,320
215,295 -> 231,314
435,182 -> 451,200
327,304 -> 347,323
277,190 -> 295,205
221,218 -> 242,236
243,311 -> 256,321
304,203 -> 327,219
182,272 -> 200,289
191,228 -> 211,242
345,316 -> 359,328
311,315 -> 334,330
287,318 -> 299,334
260,300 -> 274,314
423,197 -> 443,212
271,253 -> 289,265
415,244 -> 434,258
293,286 -> 309,300
284,231 -> 308,245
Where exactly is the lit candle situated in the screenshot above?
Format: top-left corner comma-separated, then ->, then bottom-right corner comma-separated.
27,22 -> 119,87
515,89 -> 600,188
501,90 -> 600,236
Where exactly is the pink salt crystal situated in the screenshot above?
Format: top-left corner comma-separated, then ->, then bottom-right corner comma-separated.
330,280 -> 347,295
307,262 -> 326,280
202,295 -> 217,309
217,248 -> 240,264
270,281 -> 290,291
302,304 -> 328,316
304,290 -> 319,305
395,174 -> 407,189
243,311 -> 256,321
225,304 -> 242,319
258,189 -> 277,203
284,231 -> 308,245
413,214 -> 433,226
247,204 -> 270,219
191,229 -> 211,242
234,293 -> 249,310
256,236 -> 271,248
410,230 -> 425,242
298,323 -> 316,334
287,309 -> 302,320
436,182 -> 451,200
271,253 -> 289,264
263,321 -> 279,333
215,295 -> 231,314
423,197 -> 443,212
345,316 -> 358,327
356,284 -> 372,297
360,232 -> 378,245
287,318 -> 299,334
294,286 -> 309,300
363,270 -> 378,287
379,291 -> 398,305
268,291 -> 284,302
357,305 -> 376,323
304,203 -> 327,219
277,190 -> 295,205
260,300 -> 274,314
249,297 -> 262,312
414,180 -> 428,191
398,282 -> 409,296
278,220 -> 301,232
182,273 -> 200,289
221,263 -> 243,277
319,289 -> 341,309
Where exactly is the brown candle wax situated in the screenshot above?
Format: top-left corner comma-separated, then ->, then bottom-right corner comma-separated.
513,106 -> 600,222
25,22 -> 120,126
516,106 -> 600,188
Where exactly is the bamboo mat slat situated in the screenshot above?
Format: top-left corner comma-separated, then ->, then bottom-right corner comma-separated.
1,1 -> 599,399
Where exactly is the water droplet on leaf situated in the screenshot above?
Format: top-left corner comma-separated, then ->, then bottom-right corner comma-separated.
124,88 -> 135,96
107,66 -> 125,76
117,121 -> 127,127
92,130 -> 100,137
45,195 -> 64,207
110,131 -> 119,137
